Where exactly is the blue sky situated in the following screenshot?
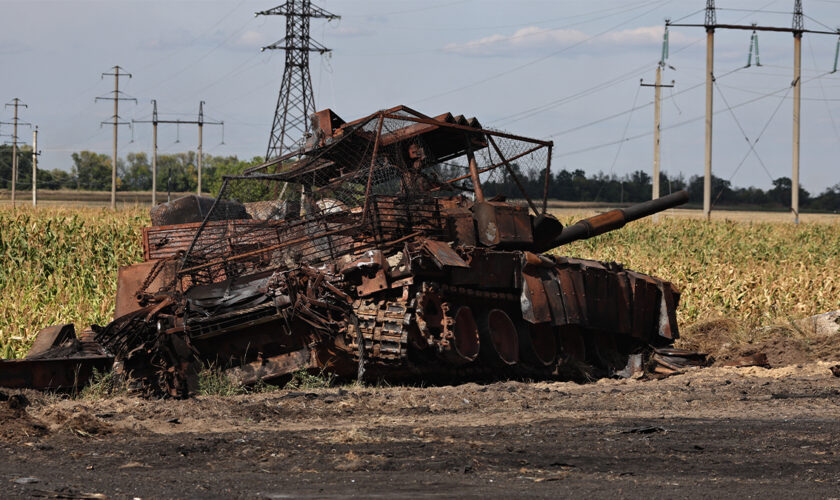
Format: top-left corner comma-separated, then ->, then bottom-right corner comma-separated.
2,0 -> 840,193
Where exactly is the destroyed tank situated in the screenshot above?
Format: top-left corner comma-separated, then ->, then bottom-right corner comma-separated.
2,106 -> 690,396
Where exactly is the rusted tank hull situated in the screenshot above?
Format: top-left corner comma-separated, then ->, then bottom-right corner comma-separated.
95,234 -> 680,396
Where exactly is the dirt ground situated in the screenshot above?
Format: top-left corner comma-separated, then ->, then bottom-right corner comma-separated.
0,359 -> 839,499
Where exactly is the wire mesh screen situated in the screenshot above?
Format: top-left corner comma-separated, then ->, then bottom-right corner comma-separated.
176,108 -> 550,287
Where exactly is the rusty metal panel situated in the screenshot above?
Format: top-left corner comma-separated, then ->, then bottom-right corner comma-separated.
657,282 -> 680,341
450,250 -> 518,289
473,202 -> 533,247
520,271 -> 552,324
541,277 -> 567,326
615,272 -> 633,335
628,272 -> 660,341
555,268 -> 583,325
421,239 -> 469,268
358,268 -> 389,297
25,324 -> 76,359
115,260 -> 177,319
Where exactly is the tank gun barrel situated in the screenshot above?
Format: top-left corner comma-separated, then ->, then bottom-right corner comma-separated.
551,190 -> 689,247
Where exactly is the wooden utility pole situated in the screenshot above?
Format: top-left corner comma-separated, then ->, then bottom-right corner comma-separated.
32,127 -> 38,207
2,98 -> 30,208
96,66 -> 136,209
133,101 -> 222,201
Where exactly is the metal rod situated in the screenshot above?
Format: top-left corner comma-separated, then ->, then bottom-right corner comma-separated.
178,179 -> 228,274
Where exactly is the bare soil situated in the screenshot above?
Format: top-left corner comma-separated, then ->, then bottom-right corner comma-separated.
0,359 -> 839,499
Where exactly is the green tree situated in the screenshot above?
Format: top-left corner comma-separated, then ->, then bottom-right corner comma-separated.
120,152 -> 152,191
72,151 -> 114,190
0,144 -> 34,190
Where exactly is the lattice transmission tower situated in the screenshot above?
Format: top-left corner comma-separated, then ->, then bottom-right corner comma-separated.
257,1 -> 339,160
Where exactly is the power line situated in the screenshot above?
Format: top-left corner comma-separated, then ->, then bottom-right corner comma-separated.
544,65 -> 744,138
551,70 -> 833,160
711,83 -> 792,210
490,1 -> 776,128
713,79 -> 775,183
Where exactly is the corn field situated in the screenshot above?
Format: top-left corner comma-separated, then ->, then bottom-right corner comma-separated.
0,206 -> 147,358
0,206 -> 837,358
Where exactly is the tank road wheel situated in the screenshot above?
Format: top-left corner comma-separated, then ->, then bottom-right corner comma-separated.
518,322 -> 557,368
479,309 -> 519,367
438,305 -> 480,365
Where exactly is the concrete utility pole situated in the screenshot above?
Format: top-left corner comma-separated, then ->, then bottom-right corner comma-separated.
152,100 -> 158,205
792,0 -> 803,224
641,24 -> 675,222
96,66 -> 137,209
2,98 -> 30,208
133,101 -> 222,201
198,101 -> 204,196
641,69 -> 674,222
32,127 -> 38,207
641,69 -> 675,194
668,0 -> 838,222
704,5 -> 715,221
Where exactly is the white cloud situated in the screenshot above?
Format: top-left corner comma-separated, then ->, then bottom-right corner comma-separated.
443,26 -> 692,57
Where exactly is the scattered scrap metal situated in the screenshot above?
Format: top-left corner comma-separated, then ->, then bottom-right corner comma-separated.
0,105 -> 699,397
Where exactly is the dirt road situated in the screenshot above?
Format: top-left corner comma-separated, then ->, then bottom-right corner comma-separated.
2,362 -> 840,498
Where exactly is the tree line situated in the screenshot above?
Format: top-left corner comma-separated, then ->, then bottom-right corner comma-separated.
0,146 -> 260,196
1,146 -> 838,211
480,166 -> 840,212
